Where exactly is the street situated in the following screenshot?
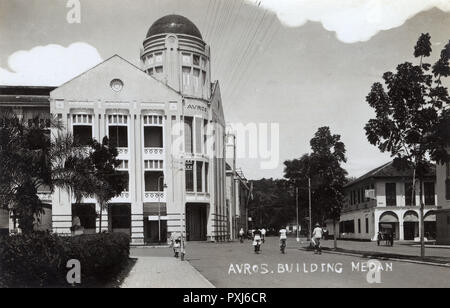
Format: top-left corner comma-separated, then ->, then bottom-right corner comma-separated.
131,237 -> 450,288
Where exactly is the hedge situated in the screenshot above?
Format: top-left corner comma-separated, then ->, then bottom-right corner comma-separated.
0,232 -> 130,288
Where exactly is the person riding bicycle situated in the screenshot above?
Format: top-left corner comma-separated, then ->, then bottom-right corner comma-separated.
253,228 -> 262,253
279,227 -> 287,253
312,223 -> 323,255
261,228 -> 266,243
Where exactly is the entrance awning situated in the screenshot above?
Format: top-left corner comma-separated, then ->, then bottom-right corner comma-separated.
404,212 -> 419,222
424,213 -> 436,222
144,203 -> 167,216
380,224 -> 393,229
379,212 -> 399,223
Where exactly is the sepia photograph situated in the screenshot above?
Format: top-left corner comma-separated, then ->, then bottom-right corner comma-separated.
0,0 -> 449,294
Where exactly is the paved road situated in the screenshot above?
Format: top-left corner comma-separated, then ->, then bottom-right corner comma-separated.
131,237 -> 450,288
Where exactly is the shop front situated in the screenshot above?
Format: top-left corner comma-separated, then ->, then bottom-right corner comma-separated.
379,211 -> 399,240
144,202 -> 167,244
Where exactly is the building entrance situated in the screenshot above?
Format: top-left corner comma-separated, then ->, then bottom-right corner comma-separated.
186,203 -> 207,241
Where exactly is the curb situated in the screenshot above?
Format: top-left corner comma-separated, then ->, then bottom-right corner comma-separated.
299,248 -> 450,268
186,261 -> 216,288
131,245 -> 170,248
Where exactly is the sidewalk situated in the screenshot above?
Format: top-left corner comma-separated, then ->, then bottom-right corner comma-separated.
304,239 -> 450,266
120,256 -> 215,288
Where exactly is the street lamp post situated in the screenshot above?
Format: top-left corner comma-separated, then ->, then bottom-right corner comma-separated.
296,186 -> 299,242
308,176 -> 312,240
157,175 -> 167,244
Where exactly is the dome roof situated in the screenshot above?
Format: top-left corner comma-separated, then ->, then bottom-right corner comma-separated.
146,15 -> 202,39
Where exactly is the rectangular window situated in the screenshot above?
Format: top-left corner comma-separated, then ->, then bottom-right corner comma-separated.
193,69 -> 200,90
144,126 -> 163,148
195,117 -> 202,154
193,54 -> 200,66
205,162 -> 209,193
144,171 -> 164,192
155,66 -> 163,73
405,182 -> 416,206
185,162 -> 194,192
110,204 -> 131,230
155,53 -> 163,63
118,171 -> 129,192
196,161 -> 203,192
109,126 -> 128,147
73,126 -> 92,146
72,203 -> 96,230
358,219 -> 361,234
386,183 -> 397,206
424,182 -> 435,205
202,71 -> 207,86
203,119 -> 209,153
446,163 -> 450,200
148,54 -> 154,65
365,218 -> 369,234
182,67 -> 191,89
182,54 -> 191,65
340,220 -> 355,234
184,117 -> 193,153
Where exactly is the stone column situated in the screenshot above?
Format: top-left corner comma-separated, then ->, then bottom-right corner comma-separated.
131,113 -> 144,245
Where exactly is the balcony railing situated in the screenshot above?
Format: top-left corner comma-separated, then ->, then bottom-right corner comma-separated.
144,192 -> 166,203
37,192 -> 52,202
144,147 -> 164,155
111,191 -> 130,202
117,147 -> 129,156
143,147 -> 164,159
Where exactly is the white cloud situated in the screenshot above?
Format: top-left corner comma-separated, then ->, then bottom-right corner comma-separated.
250,0 -> 450,43
0,42 -> 103,86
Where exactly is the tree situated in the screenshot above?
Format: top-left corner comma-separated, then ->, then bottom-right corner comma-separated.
0,111 -> 126,235
247,178 -> 296,231
0,112 -> 77,233
63,136 -> 126,233
364,34 -> 450,258
88,137 -> 127,233
284,127 -> 348,249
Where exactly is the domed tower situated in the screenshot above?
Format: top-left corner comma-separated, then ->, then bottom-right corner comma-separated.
141,15 -> 211,100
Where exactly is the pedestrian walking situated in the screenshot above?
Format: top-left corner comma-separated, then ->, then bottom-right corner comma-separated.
279,227 -> 287,254
312,223 -> 323,255
169,232 -> 181,258
239,228 -> 245,243
261,227 -> 266,243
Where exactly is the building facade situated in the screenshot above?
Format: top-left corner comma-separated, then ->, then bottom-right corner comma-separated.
1,15 -> 230,244
436,148 -> 450,245
338,161 -> 437,241
0,86 -> 55,235
225,133 -> 250,240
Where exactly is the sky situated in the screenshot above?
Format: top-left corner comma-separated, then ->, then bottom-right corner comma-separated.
0,0 -> 449,180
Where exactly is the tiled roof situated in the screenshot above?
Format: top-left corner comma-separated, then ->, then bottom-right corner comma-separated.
0,86 -> 54,106
345,161 -> 436,187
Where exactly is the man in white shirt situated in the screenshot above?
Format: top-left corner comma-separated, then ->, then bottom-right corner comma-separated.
261,228 -> 266,243
279,227 -> 287,253
312,223 -> 323,255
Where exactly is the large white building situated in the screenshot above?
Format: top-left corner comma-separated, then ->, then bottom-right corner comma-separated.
337,161 -> 437,241
1,15 -> 230,245
437,147 -> 450,245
